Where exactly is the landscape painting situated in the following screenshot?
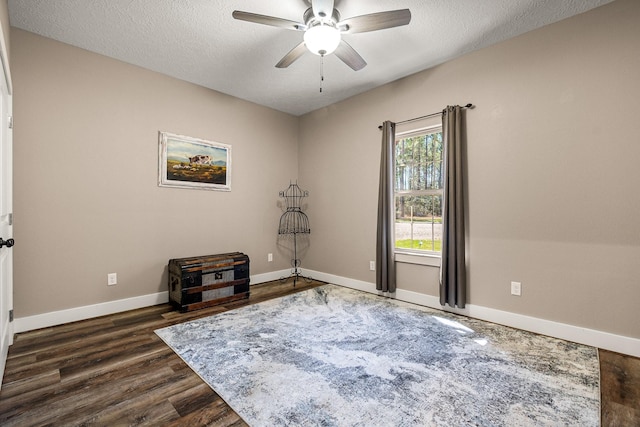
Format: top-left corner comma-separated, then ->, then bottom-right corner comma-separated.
158,132 -> 231,191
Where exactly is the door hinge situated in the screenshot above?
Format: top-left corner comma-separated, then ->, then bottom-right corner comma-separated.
8,115 -> 12,129
9,309 -> 13,322
8,213 -> 12,226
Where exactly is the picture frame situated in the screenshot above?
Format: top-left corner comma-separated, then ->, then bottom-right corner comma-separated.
158,131 -> 231,191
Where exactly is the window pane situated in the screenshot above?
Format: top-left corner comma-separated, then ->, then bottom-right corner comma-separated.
395,132 -> 443,191
395,194 -> 442,252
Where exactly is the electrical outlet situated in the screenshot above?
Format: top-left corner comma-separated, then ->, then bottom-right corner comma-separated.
369,261 -> 375,271
268,253 -> 273,262
108,273 -> 117,286
510,281 -> 521,296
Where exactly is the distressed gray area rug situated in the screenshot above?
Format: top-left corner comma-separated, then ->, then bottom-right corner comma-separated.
155,285 -> 599,426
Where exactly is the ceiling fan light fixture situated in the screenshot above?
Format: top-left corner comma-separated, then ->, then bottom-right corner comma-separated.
304,24 -> 341,56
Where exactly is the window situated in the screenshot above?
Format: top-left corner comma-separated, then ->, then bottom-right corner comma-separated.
394,126 -> 443,255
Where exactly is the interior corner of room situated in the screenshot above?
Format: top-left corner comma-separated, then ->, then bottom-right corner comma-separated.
2,0 -> 639,382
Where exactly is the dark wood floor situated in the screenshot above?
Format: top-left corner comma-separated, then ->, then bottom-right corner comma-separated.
1,280 -> 638,426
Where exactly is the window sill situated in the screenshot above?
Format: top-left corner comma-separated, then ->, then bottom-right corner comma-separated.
394,251 -> 441,267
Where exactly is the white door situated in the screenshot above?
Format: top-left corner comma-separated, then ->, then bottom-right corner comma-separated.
0,43 -> 13,388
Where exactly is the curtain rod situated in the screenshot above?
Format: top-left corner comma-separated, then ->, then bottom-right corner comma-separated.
378,103 -> 473,130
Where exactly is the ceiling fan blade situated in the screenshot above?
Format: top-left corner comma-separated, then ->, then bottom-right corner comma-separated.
276,42 -> 308,68
312,0 -> 335,19
334,40 -> 366,71
339,9 -> 411,34
232,11 -> 305,31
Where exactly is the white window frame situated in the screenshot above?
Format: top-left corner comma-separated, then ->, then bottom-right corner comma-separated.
393,125 -> 443,264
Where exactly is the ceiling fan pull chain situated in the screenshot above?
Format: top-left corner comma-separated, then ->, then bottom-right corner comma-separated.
320,55 -> 324,93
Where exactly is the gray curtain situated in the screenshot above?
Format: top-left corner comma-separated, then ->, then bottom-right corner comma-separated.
440,106 -> 466,308
376,121 -> 396,293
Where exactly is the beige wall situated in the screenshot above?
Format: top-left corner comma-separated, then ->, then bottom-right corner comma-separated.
299,0 -> 640,339
0,0 -> 8,62
10,0 -> 640,340
11,29 -> 299,317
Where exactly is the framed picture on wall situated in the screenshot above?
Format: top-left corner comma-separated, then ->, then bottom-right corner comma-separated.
158,131 -> 232,191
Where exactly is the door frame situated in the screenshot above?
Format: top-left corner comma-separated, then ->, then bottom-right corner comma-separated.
0,22 -> 13,389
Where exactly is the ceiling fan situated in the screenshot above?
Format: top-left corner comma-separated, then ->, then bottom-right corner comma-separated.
232,0 -> 411,71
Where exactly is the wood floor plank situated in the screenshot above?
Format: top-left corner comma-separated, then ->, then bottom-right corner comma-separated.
109,304 -> 173,324
2,353 -> 36,371
161,305 -> 227,322
9,317 -> 116,355
599,349 -> 640,426
72,364 -> 204,425
602,401 -> 640,427
11,306 -> 172,360
0,349 -> 177,422
1,366 -> 175,426
1,280 -> 637,426
3,333 -> 156,384
59,339 -> 169,382
0,349 -> 177,420
164,399 -> 246,427
0,368 -> 60,399
107,400 -> 181,427
168,383 -> 222,417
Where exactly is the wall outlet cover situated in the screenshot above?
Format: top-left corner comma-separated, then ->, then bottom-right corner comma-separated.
510,281 -> 521,296
108,273 -> 117,286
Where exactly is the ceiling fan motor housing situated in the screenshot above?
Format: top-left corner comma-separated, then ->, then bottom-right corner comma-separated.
303,7 -> 340,26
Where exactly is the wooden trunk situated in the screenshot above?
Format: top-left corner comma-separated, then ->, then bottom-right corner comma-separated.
168,252 -> 250,312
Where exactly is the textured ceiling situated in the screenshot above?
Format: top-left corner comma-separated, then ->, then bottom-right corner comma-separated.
8,0 -> 613,116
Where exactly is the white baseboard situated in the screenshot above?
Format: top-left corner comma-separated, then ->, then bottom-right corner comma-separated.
13,271 -> 289,334
250,270 -> 291,284
306,270 -> 374,293
13,269 -> 640,358
305,269 -> 640,358
14,292 -> 170,334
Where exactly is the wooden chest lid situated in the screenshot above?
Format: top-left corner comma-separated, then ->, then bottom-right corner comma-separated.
169,252 -> 248,269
